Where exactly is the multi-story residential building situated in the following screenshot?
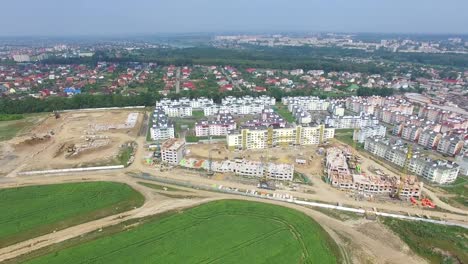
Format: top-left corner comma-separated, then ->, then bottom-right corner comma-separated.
401,125 -> 422,142
282,96 -> 330,111
210,160 -> 294,181
353,125 -> 386,143
203,104 -> 220,116
326,147 -> 422,197
204,96 -> 275,116
365,136 -> 460,184
420,160 -> 459,184
222,95 -> 276,106
455,154 -> 468,176
194,112 -> 237,137
418,130 -> 442,149
150,108 -> 175,140
244,109 -> 287,128
227,124 -> 334,150
328,102 -> 345,117
161,138 -> 186,165
325,114 -> 378,129
437,136 -> 465,156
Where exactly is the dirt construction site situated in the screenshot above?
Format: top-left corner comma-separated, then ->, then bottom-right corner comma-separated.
0,109 -> 467,264
0,109 -> 143,175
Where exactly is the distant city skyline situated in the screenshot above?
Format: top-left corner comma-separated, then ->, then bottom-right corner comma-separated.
1,0 -> 468,36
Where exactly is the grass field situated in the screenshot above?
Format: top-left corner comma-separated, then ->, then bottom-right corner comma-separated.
334,129 -> 363,148
22,200 -> 340,264
0,113 -> 51,141
274,103 -> 295,123
437,176 -> 467,207
382,218 -> 468,264
0,182 -> 144,248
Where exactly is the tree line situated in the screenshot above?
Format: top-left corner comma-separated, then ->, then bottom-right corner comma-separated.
0,87 -> 366,114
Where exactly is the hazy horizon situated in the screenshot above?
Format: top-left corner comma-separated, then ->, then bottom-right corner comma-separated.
1,0 -> 468,36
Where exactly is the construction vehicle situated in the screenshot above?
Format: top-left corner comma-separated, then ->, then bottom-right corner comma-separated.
421,198 -> 436,208
53,111 -> 61,119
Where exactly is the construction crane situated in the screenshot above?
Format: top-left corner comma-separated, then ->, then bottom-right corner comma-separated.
395,144 -> 413,199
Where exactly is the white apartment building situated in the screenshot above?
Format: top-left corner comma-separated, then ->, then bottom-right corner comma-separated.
151,108 -> 175,140
325,114 -> 379,129
203,104 -> 220,116
365,136 -> 460,184
437,136 -> 464,156
353,125 -> 386,143
211,160 -> 294,181
417,130 -> 442,149
151,124 -> 175,141
13,54 -> 31,62
163,105 -> 192,117
161,138 -> 186,165
282,96 -> 330,111
421,160 -> 459,184
195,120 -> 237,137
222,95 -> 276,106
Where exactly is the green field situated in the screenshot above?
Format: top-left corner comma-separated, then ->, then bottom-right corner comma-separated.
274,103 -> 295,123
23,200 -> 340,264
0,182 -> 144,247
0,113 -> 50,141
334,129 -> 362,148
437,176 -> 468,207
382,218 -> 468,264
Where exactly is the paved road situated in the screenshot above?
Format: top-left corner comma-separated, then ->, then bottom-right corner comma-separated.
221,68 -> 242,91
175,67 -> 180,93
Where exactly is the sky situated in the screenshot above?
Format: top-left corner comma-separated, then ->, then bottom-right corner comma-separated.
1,0 -> 467,36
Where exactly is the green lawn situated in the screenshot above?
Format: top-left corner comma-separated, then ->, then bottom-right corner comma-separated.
334,129 -> 359,147
117,144 -> 135,166
0,113 -> 48,141
382,218 -> 468,264
23,200 -> 340,264
0,182 -> 144,247
274,103 -> 295,123
437,176 -> 467,207
192,109 -> 205,118
186,135 -> 226,143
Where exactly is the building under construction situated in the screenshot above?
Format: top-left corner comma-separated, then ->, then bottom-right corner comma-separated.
326,147 -> 422,198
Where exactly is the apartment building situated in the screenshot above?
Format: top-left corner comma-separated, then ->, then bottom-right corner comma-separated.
227,124 -> 334,150
161,138 -> 186,165
326,147 -> 422,197
437,136 -> 465,156
328,102 -> 345,117
211,159 -> 294,181
222,95 -> 276,106
325,114 -> 378,129
194,112 -> 237,137
353,125 -> 386,143
420,160 -> 459,184
244,109 -> 287,128
401,125 -> 423,142
365,136 -> 460,184
418,130 -> 442,149
150,108 -> 175,140
282,96 -> 330,111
